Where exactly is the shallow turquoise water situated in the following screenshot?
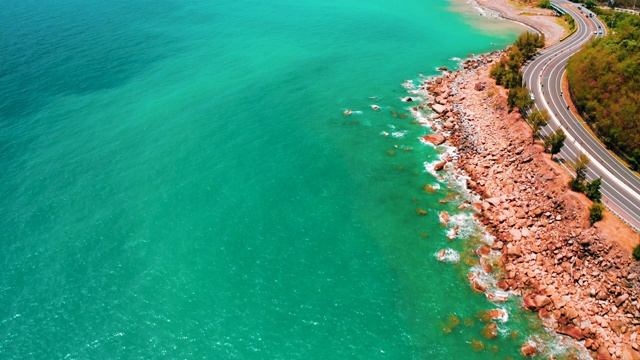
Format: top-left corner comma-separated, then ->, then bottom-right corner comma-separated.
0,0 -> 573,358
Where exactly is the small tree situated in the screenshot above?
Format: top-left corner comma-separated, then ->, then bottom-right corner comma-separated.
569,153 -> 590,192
544,128 -> 566,155
584,0 -> 597,9
633,244 -> 640,261
528,109 -> 550,139
508,86 -> 534,112
585,178 -> 602,202
589,202 -> 604,225
573,153 -> 590,182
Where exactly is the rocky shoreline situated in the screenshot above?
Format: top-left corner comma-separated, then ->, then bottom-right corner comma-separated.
420,52 -> 640,359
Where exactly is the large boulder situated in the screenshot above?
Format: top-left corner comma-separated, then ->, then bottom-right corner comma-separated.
523,295 -> 538,311
534,295 -> 551,309
421,134 -> 446,146
557,325 -> 584,340
431,103 -> 446,114
471,278 -> 487,293
521,343 -> 537,357
509,229 -> 522,241
615,293 -> 629,306
434,160 -> 447,171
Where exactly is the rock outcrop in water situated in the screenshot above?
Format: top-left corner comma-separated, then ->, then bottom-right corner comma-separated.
421,51 -> 640,359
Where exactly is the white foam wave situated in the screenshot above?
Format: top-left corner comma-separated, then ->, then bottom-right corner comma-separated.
469,265 -> 497,289
402,80 -> 415,89
448,213 -> 475,238
485,289 -> 516,304
526,334 -> 593,360
435,248 -> 460,263
423,160 -> 445,180
391,131 -> 406,138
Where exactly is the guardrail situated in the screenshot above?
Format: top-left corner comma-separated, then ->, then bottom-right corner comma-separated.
550,4 -> 566,15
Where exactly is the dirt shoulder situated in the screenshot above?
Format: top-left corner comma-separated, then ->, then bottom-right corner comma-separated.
473,0 -> 567,45
420,52 -> 640,358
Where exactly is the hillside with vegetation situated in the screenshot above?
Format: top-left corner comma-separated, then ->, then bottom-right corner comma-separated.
566,9 -> 640,169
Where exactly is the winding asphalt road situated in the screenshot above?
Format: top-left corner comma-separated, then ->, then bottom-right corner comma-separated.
521,1 -> 640,231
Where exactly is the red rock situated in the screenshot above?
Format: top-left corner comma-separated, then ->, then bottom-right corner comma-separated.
434,160 -> 447,171
476,245 -> 491,256
477,309 -> 506,322
538,308 -> 551,319
471,278 -> 487,293
421,134 -> 446,146
431,103 -> 446,114
523,295 -> 538,311
596,347 -> 613,360
496,280 -> 509,291
533,295 -> 551,309
621,345 -> 640,360
521,343 -> 537,357
584,338 -> 594,349
557,325 -> 584,340
439,211 -> 450,226
615,293 -> 629,306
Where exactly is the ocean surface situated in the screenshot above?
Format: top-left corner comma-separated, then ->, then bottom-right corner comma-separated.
0,0 -> 582,359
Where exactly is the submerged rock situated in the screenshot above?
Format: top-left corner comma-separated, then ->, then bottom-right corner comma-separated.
481,323 -> 498,339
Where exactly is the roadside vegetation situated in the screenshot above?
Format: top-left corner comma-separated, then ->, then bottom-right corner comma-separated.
490,32 -> 545,111
527,109 -> 549,139
589,202 -> 604,225
568,153 -> 604,225
566,9 -> 640,169
572,0 -> 638,9
634,244 -> 640,261
538,0 -> 552,9
557,14 -> 576,33
544,128 -> 566,155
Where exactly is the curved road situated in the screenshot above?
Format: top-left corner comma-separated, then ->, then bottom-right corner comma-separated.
522,2 -> 640,231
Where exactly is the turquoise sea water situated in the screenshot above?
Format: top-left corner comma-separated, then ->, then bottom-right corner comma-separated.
0,1 -> 581,359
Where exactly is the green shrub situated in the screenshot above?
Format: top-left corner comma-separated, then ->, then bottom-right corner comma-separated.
569,178 -> 586,192
539,0 -> 552,8
507,86 -> 533,111
633,244 -> 640,261
544,128 -> 566,154
585,178 -> 602,202
589,202 -> 604,225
